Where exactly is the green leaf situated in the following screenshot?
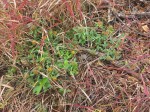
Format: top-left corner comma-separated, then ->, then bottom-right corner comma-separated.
64,60 -> 69,69
40,78 -> 49,85
43,82 -> 51,92
58,88 -> 71,95
33,85 -> 42,95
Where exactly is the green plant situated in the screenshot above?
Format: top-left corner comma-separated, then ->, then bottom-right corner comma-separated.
7,67 -> 17,75
58,88 -> 71,95
33,78 -> 51,95
66,23 -> 123,61
18,28 -> 79,95
8,20 -> 122,95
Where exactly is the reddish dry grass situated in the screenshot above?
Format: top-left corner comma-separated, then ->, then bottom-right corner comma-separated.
0,0 -> 150,112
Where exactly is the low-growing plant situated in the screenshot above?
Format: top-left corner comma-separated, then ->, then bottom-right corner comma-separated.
8,20 -> 123,95
21,27 -> 79,95
32,77 -> 51,95
66,22 -> 123,61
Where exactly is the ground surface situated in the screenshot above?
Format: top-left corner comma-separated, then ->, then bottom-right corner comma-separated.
0,0 -> 150,112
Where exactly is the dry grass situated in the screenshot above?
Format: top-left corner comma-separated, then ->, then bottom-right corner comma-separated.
0,0 -> 150,112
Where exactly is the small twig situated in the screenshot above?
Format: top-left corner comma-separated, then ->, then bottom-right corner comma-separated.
117,12 -> 150,19
77,46 -> 104,57
79,87 -> 92,103
111,11 -> 150,37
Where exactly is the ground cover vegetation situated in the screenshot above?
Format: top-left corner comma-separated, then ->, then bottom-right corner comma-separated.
0,0 -> 150,112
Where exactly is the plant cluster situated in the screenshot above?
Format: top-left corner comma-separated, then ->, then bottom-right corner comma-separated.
14,22 -> 123,95
20,27 -> 78,95
67,22 -> 123,60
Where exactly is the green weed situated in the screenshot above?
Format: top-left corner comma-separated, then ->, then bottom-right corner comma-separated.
66,23 -> 123,61
23,28 -> 78,95
8,21 -> 123,95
